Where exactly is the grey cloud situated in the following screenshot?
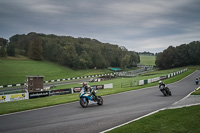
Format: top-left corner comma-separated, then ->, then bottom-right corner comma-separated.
0,0 -> 199,53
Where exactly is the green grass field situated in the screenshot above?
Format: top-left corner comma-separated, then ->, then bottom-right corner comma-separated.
139,55 -> 155,66
0,58 -> 111,86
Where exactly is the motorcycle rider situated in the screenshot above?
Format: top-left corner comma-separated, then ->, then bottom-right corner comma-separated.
159,80 -> 165,89
83,82 -> 97,101
195,77 -> 199,84
83,82 -> 89,92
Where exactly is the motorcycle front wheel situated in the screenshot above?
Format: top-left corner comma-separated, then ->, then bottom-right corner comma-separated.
80,98 -> 88,108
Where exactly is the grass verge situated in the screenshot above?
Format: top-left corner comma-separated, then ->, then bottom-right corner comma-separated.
108,105 -> 200,133
192,89 -> 200,95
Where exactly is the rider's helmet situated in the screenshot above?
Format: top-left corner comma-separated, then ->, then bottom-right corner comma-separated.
159,80 -> 162,84
83,82 -> 87,87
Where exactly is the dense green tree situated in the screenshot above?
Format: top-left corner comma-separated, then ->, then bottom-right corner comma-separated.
7,44 -> 15,56
0,38 -> 7,57
8,32 -> 140,69
156,41 -> 200,69
188,41 -> 200,65
0,46 -> 7,57
174,44 -> 189,67
121,54 -> 130,68
28,35 -> 43,60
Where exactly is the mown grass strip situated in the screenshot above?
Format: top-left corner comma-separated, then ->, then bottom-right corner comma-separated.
192,89 -> 200,95
108,105 -> 200,133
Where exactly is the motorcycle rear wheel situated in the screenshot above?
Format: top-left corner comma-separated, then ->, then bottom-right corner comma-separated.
97,96 -> 103,105
168,90 -> 172,96
162,90 -> 167,96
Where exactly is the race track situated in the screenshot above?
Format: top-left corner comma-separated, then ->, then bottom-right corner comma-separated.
0,70 -> 199,133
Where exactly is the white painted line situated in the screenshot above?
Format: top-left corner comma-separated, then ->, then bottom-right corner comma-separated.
168,103 -> 200,110
101,101 -> 200,133
100,108 -> 166,133
172,86 -> 200,105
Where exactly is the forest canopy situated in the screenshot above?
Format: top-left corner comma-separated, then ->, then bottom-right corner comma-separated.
155,41 -> 200,69
1,32 -> 140,69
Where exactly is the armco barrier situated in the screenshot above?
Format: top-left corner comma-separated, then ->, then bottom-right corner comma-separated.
139,80 -> 144,85
0,73 -> 116,88
139,68 -> 187,86
144,80 -> 148,85
148,79 -> 152,84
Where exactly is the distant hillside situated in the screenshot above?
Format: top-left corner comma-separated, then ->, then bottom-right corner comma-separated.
139,55 -> 155,66
138,51 -> 154,56
0,57 -> 112,86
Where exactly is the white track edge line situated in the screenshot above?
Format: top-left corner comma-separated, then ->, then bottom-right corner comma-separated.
100,108 -> 166,133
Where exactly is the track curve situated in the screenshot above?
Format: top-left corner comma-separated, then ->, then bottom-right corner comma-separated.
0,70 -> 199,133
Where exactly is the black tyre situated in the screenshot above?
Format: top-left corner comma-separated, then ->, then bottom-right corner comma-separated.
97,96 -> 103,105
162,90 -> 167,96
169,91 -> 172,96
80,98 -> 88,108
166,87 -> 171,96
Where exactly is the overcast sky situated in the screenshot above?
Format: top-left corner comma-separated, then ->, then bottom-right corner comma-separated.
0,0 -> 199,53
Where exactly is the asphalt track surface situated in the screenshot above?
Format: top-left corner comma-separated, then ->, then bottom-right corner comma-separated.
0,70 -> 199,133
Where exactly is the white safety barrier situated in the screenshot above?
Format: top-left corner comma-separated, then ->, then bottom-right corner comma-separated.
104,83 -> 113,89
139,80 -> 144,85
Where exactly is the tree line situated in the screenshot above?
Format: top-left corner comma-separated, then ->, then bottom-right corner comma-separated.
0,32 -> 140,69
138,51 -> 154,56
155,41 -> 200,69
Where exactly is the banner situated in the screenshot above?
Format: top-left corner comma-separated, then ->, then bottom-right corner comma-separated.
50,89 -> 71,96
95,85 -> 104,90
73,87 -> 83,93
0,95 -> 6,103
104,84 -> 113,89
29,91 -> 49,99
10,93 -> 26,101
0,93 -> 29,102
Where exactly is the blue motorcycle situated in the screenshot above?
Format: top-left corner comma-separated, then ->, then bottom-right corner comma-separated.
79,88 -> 103,108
